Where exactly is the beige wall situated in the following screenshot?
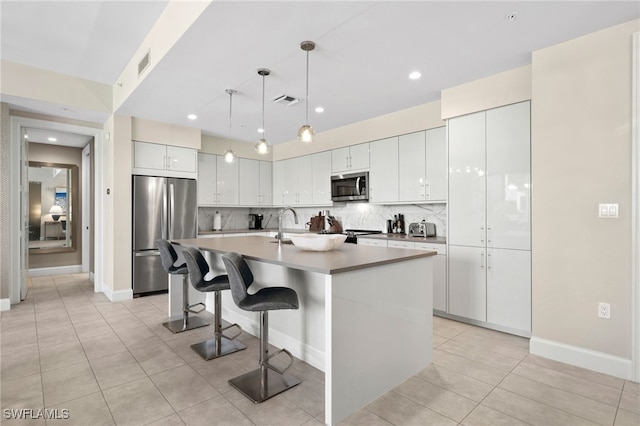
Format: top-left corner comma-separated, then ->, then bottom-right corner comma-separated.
273,100 -> 445,161
532,19 -> 639,358
1,60 -> 112,119
132,117 -> 201,149
441,65 -> 532,119
201,134 -> 273,161
28,143 -> 83,269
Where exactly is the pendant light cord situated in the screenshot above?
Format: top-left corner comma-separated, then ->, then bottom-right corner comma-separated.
261,73 -> 266,136
228,90 -> 233,149
305,49 -> 309,124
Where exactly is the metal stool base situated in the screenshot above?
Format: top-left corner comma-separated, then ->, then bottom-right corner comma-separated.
229,367 -> 300,403
162,316 -> 209,334
191,337 -> 246,361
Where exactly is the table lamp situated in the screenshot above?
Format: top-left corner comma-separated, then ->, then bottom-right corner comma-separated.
49,205 -> 63,221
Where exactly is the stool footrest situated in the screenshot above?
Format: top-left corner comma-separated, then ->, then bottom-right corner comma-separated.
186,302 -> 206,314
265,348 -> 295,375
222,323 -> 242,340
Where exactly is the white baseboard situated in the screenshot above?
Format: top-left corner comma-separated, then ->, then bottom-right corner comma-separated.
0,299 -> 10,311
29,265 -> 83,277
103,287 -> 133,302
530,336 -> 633,381
221,307 -> 325,372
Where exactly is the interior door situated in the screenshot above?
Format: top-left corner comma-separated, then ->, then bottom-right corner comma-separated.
20,127 -> 30,300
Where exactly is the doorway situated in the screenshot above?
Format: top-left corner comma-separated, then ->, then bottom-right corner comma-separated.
9,115 -> 105,304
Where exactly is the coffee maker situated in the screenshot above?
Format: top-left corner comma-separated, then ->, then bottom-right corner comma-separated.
249,214 -> 263,230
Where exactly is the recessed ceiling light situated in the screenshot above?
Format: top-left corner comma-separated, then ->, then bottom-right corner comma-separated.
506,12 -> 518,21
48,137 -> 57,142
315,106 -> 324,113
409,71 -> 422,80
187,114 -> 197,120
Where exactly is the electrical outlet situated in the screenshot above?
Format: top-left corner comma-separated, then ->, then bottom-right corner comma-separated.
598,302 -> 611,319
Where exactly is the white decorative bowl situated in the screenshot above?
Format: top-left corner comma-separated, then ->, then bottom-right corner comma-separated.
290,234 -> 347,251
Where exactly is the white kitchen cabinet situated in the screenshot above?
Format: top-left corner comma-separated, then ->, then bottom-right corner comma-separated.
447,101 -> 531,334
425,126 -> 447,201
399,131 -> 426,201
331,142 -> 369,173
216,156 -> 238,205
486,248 -> 531,332
356,238 -> 387,247
312,151 -> 332,205
282,156 -> 313,205
369,137 -> 398,203
239,159 -> 272,206
197,153 -> 217,205
448,111 -> 486,246
486,101 -> 531,251
387,240 -> 415,249
133,141 -> 197,177
448,245 -> 486,322
272,160 -> 285,206
398,127 -> 446,203
414,242 -> 447,312
196,152 -> 238,206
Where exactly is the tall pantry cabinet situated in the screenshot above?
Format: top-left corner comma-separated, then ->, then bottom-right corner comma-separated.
447,101 -> 531,335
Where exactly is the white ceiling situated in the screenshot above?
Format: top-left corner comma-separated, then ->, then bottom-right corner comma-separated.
25,128 -> 93,149
2,1 -> 639,147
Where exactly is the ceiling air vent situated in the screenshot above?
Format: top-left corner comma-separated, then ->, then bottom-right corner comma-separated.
271,94 -> 300,106
138,50 -> 150,77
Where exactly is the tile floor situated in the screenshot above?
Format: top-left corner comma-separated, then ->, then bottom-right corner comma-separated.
1,273 -> 638,425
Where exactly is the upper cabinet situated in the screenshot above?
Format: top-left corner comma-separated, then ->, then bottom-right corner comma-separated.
197,152 -> 238,206
273,153 -> 331,207
398,127 -> 446,203
369,137 -> 399,203
331,142 -> 369,173
239,159 -> 272,206
133,141 -> 197,178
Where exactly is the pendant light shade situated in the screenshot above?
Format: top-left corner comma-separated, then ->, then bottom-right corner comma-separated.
297,40 -> 315,144
255,68 -> 271,154
224,89 -> 236,163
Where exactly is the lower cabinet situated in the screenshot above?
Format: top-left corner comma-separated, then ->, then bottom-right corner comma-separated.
360,238 -> 447,312
448,245 -> 531,333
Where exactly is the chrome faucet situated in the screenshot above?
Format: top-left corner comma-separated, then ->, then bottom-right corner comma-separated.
277,207 -> 298,244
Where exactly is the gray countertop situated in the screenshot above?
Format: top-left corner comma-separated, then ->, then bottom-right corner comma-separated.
173,235 -> 435,275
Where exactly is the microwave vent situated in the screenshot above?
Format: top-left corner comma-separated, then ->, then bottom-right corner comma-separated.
271,94 -> 300,106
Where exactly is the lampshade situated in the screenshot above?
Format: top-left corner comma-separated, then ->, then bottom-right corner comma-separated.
49,205 -> 63,221
255,138 -> 270,154
297,41 -> 316,144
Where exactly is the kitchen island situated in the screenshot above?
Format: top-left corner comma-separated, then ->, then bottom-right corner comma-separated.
172,236 -> 435,425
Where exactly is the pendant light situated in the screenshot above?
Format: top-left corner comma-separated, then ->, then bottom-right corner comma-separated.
255,68 -> 271,154
223,89 -> 236,163
297,40 -> 315,143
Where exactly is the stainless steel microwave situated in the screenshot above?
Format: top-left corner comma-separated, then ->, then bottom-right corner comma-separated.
331,171 -> 369,202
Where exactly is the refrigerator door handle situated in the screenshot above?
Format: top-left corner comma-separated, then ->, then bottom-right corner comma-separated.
169,183 -> 175,240
162,182 -> 168,240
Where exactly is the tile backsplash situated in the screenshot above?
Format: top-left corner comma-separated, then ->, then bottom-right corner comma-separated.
199,203 -> 446,236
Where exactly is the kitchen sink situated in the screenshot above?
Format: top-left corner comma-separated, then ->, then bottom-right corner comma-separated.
268,239 -> 293,245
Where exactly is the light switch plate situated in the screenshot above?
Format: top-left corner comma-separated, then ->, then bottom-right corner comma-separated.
598,203 -> 619,218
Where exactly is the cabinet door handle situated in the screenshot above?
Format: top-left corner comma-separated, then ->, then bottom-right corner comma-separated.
487,252 -> 492,269
487,227 -> 492,244
480,227 -> 485,244
480,252 -> 485,269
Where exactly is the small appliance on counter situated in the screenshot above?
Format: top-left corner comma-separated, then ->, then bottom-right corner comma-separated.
307,212 -> 325,232
408,221 -> 436,237
249,213 -> 264,230
213,211 -> 222,231
388,213 -> 406,234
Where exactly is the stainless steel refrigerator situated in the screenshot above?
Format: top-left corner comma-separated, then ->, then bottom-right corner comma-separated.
132,175 -> 197,295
